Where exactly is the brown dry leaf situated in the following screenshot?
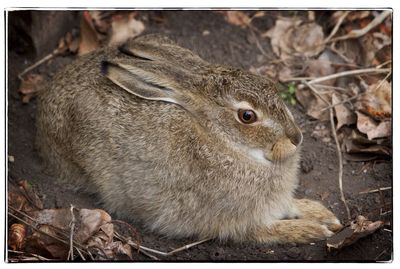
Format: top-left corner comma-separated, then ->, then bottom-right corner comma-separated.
18,74 -> 44,103
9,223 -> 27,251
356,111 -> 391,140
219,11 -> 251,28
341,128 -> 391,161
356,80 -> 391,121
305,51 -> 336,86
327,215 -> 384,251
18,179 -> 43,210
332,93 -> 356,130
295,86 -> 331,120
25,224 -> 69,259
249,64 -> 278,79
79,11 -> 100,56
108,13 -> 145,46
264,18 -> 324,60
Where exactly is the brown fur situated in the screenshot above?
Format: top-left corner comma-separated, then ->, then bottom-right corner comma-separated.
36,34 -> 341,244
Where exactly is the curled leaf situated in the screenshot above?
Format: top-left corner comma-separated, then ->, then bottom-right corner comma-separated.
327,215 -> 384,251
9,223 -> 27,251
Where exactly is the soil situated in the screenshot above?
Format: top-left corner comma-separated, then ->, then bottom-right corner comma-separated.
7,10 -> 392,262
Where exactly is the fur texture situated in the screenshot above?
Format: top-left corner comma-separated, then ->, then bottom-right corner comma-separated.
36,34 -> 341,243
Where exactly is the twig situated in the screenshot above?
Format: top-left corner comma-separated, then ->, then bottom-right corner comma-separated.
329,41 -> 355,64
302,80 -> 330,105
68,204 -> 76,261
359,186 -> 392,194
17,51 -> 57,80
329,10 -> 392,43
8,250 -> 54,261
8,209 -> 91,257
383,229 -> 392,233
324,11 -> 350,44
330,108 -> 351,220
126,237 -> 212,257
302,81 -> 351,220
320,95 -> 359,112
114,232 -> 158,260
307,67 -> 390,85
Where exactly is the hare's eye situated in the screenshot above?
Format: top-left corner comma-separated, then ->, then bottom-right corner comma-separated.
238,109 -> 257,124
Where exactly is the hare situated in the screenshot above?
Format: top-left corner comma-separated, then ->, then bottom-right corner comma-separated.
36,34 -> 342,244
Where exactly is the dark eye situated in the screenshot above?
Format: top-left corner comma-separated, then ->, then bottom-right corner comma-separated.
238,109 -> 257,124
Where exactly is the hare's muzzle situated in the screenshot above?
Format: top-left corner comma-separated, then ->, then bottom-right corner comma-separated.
270,126 -> 303,161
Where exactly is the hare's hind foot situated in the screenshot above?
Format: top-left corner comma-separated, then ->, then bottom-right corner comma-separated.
294,199 -> 343,232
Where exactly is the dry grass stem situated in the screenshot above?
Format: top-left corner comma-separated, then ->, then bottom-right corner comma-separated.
308,68 -> 390,85
330,108 -> 351,220
17,52 -> 55,80
126,237 -> 212,257
330,10 -> 391,43
324,11 -> 350,43
68,204 -> 76,261
359,187 -> 392,195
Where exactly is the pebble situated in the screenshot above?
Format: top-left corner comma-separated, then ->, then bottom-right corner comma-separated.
287,247 -> 301,258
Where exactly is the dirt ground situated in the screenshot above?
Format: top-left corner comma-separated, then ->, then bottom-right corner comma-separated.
7,10 -> 392,261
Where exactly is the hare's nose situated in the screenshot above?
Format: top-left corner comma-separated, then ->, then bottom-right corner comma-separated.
287,126 -> 303,147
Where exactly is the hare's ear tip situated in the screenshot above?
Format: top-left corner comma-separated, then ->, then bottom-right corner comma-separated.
100,61 -> 110,76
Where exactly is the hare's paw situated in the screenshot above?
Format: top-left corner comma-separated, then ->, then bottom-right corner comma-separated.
294,199 -> 342,232
253,219 -> 334,244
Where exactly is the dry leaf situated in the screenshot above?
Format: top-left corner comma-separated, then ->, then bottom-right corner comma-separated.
220,11 -> 251,28
356,80 -> 391,120
356,111 -> 391,140
305,51 -> 336,86
332,93 -> 356,130
327,215 -> 384,251
108,13 -> 145,46
295,86 -> 331,120
18,74 -> 44,103
79,11 -> 100,55
264,18 -> 324,60
341,128 -> 391,161
18,179 -> 43,210
9,223 -> 27,251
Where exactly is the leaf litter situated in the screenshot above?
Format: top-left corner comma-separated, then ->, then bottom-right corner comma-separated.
8,180 -> 210,261
246,10 -> 392,161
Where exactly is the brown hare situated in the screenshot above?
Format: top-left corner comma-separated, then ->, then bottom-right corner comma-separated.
36,34 -> 342,244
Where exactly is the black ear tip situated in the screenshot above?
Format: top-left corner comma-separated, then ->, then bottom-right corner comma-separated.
118,45 -> 134,56
100,61 -> 109,75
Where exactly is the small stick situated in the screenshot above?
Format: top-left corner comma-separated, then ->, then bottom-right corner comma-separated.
329,10 -> 391,43
127,237 -> 212,257
68,204 -> 76,261
303,81 -> 351,220
359,186 -> 392,194
330,108 -> 351,220
307,67 -> 390,85
319,95 -> 359,112
18,50 -> 56,80
324,11 -> 350,44
8,250 -> 54,261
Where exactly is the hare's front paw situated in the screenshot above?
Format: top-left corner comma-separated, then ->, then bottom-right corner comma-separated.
253,219 -> 334,244
294,199 -> 343,232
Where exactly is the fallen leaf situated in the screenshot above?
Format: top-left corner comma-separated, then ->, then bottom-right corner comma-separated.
356,80 -> 391,121
356,111 -> 391,140
219,11 -> 251,28
8,223 -> 27,251
264,18 -> 325,60
108,13 -> 145,46
18,179 -> 43,210
332,93 -> 356,130
327,215 -> 384,251
79,11 -> 100,55
341,128 -> 391,161
18,74 -> 44,103
305,51 -> 337,86
295,85 -> 331,120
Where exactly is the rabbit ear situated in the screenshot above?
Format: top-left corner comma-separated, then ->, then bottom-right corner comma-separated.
101,61 -> 181,105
